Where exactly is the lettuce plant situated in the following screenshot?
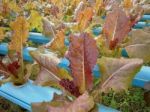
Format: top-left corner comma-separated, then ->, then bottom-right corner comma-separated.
0,16 -> 33,85
96,3 -> 144,57
30,32 -> 143,112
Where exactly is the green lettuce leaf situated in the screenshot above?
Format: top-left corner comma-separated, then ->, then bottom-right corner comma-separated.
30,49 -> 72,85
97,57 -> 143,93
124,29 -> 150,63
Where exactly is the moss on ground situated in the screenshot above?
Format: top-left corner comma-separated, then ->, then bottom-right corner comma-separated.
102,87 -> 150,112
0,97 -> 27,112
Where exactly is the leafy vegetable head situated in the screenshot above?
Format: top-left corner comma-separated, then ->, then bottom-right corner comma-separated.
102,3 -> 144,50
0,16 -> 31,85
103,5 -> 131,50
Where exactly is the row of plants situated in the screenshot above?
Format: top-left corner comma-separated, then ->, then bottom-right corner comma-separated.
0,0 -> 150,112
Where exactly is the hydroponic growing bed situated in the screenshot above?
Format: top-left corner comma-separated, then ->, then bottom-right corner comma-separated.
0,0 -> 150,112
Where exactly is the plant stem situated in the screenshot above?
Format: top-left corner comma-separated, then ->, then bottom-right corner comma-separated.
20,48 -> 24,80
20,26 -> 24,81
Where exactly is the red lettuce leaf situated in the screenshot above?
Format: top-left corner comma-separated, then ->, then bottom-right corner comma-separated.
66,33 -> 98,93
0,61 -> 9,77
103,5 -> 131,49
7,61 -> 20,77
59,79 -> 81,97
32,92 -> 94,112
0,55 -> 20,78
47,92 -> 94,112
